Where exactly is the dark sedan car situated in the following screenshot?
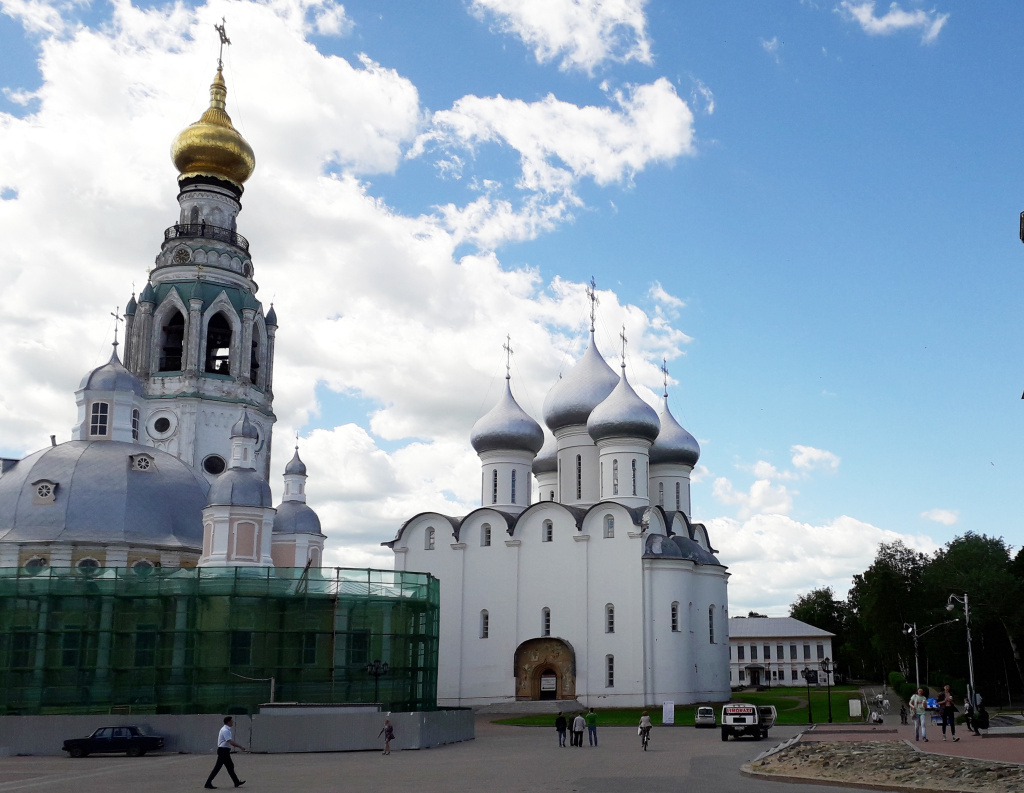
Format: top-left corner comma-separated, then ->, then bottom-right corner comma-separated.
62,726 -> 166,757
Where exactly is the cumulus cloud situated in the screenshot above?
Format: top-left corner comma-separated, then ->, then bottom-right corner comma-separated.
920,508 -> 958,526
837,1 -> 949,44
707,512 -> 940,614
690,77 -> 715,115
791,444 -> 840,472
469,0 -> 652,74
713,476 -> 794,519
761,36 -> 780,63
0,0 -> 696,570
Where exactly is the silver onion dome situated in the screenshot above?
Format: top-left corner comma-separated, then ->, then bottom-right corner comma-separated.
649,397 -> 700,467
284,447 -> 307,476
471,379 -> 544,455
531,432 -> 557,475
207,468 -> 272,507
79,348 -> 144,396
273,501 -> 322,534
542,331 -> 619,432
231,411 -> 259,440
587,370 -> 660,443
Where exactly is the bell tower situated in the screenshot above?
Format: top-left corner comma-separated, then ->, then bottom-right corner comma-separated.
122,24 -> 277,482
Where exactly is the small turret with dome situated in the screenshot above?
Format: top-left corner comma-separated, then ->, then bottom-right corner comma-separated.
649,360 -> 700,516
472,338 -> 542,514
272,445 -> 326,568
74,327 -> 145,444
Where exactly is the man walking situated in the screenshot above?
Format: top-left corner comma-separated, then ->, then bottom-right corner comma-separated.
909,688 -> 929,742
586,708 -> 598,746
554,712 -> 567,747
205,716 -> 247,789
572,712 -> 586,747
937,685 -> 959,741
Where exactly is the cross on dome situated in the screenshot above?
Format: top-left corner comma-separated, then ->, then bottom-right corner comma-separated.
585,276 -> 599,332
110,306 -> 123,349
661,358 -> 669,398
502,334 -> 513,380
215,18 -> 231,71
619,325 -> 628,370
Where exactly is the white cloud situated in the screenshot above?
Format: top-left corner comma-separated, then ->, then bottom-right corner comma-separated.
690,77 -> 715,115
469,0 -> 652,74
791,444 -> 840,472
920,508 -> 958,526
713,476 -> 794,519
837,1 -> 949,44
0,0 -> 694,570
648,281 -> 685,310
708,513 -> 939,614
412,78 -> 695,248
761,36 -> 780,63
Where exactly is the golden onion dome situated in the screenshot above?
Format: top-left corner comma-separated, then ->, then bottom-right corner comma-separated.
171,68 -> 255,187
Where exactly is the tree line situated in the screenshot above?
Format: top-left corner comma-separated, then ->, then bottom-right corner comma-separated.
789,533 -> 1023,705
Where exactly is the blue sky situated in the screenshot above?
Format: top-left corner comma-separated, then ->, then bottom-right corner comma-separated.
1,0 -> 1021,611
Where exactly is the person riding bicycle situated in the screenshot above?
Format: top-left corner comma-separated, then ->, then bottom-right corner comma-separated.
639,711 -> 653,746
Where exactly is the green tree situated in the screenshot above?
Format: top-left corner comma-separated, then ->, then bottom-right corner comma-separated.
790,587 -> 852,674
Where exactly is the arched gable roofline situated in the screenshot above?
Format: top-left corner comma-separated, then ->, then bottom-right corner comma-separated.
382,511 -> 459,548
690,521 -> 716,553
578,500 -> 647,534
454,507 -> 516,540
512,500 -> 590,534
666,510 -> 693,538
642,506 -> 668,536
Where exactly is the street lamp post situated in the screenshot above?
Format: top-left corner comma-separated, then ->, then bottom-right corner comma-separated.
947,594 -> 977,706
904,619 -> 959,691
903,622 -> 921,690
820,657 -> 834,723
366,659 -> 389,705
802,667 -> 814,724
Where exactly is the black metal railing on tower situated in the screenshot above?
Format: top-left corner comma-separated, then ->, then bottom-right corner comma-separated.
165,223 -> 249,252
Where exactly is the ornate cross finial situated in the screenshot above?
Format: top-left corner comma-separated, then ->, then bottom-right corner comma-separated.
215,18 -> 231,70
502,334 -> 513,380
619,324 -> 628,370
110,307 -> 124,349
661,358 -> 669,398
585,276 -> 598,332
295,431 -> 300,453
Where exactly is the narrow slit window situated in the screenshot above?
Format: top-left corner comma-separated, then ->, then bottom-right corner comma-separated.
480,610 -> 489,639
708,606 -> 715,644
511,469 -> 517,504
492,469 -> 498,504
675,482 -> 681,511
658,482 -> 664,507
671,601 -> 679,632
542,607 -> 551,637
612,459 -> 618,495
631,458 -> 637,496
131,408 -> 140,441
606,655 -> 614,687
604,515 -> 614,538
481,523 -> 491,547
575,455 -> 582,500
605,604 -> 615,633
543,520 -> 553,542
425,527 -> 435,550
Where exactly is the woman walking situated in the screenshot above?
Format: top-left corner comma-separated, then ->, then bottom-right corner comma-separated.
379,719 -> 396,755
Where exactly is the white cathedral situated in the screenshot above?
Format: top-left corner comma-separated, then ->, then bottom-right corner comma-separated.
387,315 -> 731,708
0,59 -> 326,572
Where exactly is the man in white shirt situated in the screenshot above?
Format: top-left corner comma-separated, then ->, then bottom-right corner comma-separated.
205,716 -> 247,789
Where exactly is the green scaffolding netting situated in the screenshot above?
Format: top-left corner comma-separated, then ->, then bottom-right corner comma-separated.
0,566 -> 439,715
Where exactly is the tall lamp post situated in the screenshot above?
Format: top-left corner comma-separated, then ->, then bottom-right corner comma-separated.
947,594 -> 977,706
903,619 -> 959,690
819,657 -> 834,723
367,659 -> 389,705
801,667 -> 815,724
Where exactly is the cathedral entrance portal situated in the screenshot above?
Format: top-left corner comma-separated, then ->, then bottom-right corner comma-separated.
514,638 -> 576,701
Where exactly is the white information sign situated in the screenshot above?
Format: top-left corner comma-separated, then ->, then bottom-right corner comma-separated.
662,701 -> 674,724
849,698 -> 862,718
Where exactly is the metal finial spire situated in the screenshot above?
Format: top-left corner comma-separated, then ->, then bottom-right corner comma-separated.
661,358 -> 669,398
110,306 -> 123,349
619,324 -> 628,370
585,276 -> 598,332
215,18 -> 231,70
502,334 -> 513,380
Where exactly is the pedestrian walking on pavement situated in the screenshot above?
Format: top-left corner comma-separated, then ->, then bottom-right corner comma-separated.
937,685 -> 959,741
205,716 -> 247,789
909,688 -> 929,742
555,712 -> 567,747
899,705 -> 908,725
572,713 -> 586,747
963,697 -> 976,734
379,719 -> 396,755
586,708 -> 598,746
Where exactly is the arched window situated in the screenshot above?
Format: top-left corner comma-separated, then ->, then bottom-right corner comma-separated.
481,523 -> 491,547
631,459 -> 637,496
612,459 -> 619,495
204,312 -> 233,375
480,610 -> 489,639
575,455 -> 582,500
131,409 -> 140,441
189,206 -> 200,225
671,601 -> 680,632
76,558 -> 100,574
511,469 -> 517,504
542,520 -> 553,542
606,655 -> 615,687
89,402 -> 110,437
542,607 -> 551,637
675,482 -> 681,511
492,469 -> 498,504
309,546 -> 320,567
708,605 -> 716,644
658,482 -> 664,507
605,604 -> 615,633
549,490 -> 555,501
425,527 -> 435,551
600,461 -> 604,496
604,515 -> 614,538
158,310 -> 185,371
250,332 -> 261,382
132,559 -> 155,576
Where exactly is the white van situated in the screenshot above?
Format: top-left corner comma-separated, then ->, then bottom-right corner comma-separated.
720,703 -> 777,740
694,706 -> 716,728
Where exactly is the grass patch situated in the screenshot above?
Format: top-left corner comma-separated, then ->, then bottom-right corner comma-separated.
492,686 -> 867,727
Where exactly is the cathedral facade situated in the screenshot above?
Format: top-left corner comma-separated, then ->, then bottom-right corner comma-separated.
0,61 -> 325,572
388,322 -> 731,708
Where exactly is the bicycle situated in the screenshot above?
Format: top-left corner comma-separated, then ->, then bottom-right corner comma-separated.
640,726 -> 650,751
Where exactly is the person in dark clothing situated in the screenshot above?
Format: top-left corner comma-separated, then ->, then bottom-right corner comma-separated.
937,684 -> 959,741
555,712 -> 567,747
974,703 -> 989,735
205,716 -> 247,789
962,697 -> 976,734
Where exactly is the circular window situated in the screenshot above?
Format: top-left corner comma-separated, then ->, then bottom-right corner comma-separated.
154,418 -> 170,433
36,483 -> 52,499
147,412 -> 177,440
76,558 -> 100,574
203,455 -> 226,475
132,560 -> 155,576
134,456 -> 152,471
25,557 -> 48,569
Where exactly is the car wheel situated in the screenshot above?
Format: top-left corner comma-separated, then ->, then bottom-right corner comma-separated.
69,747 -> 85,758
127,746 -> 143,757
720,727 -> 729,742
